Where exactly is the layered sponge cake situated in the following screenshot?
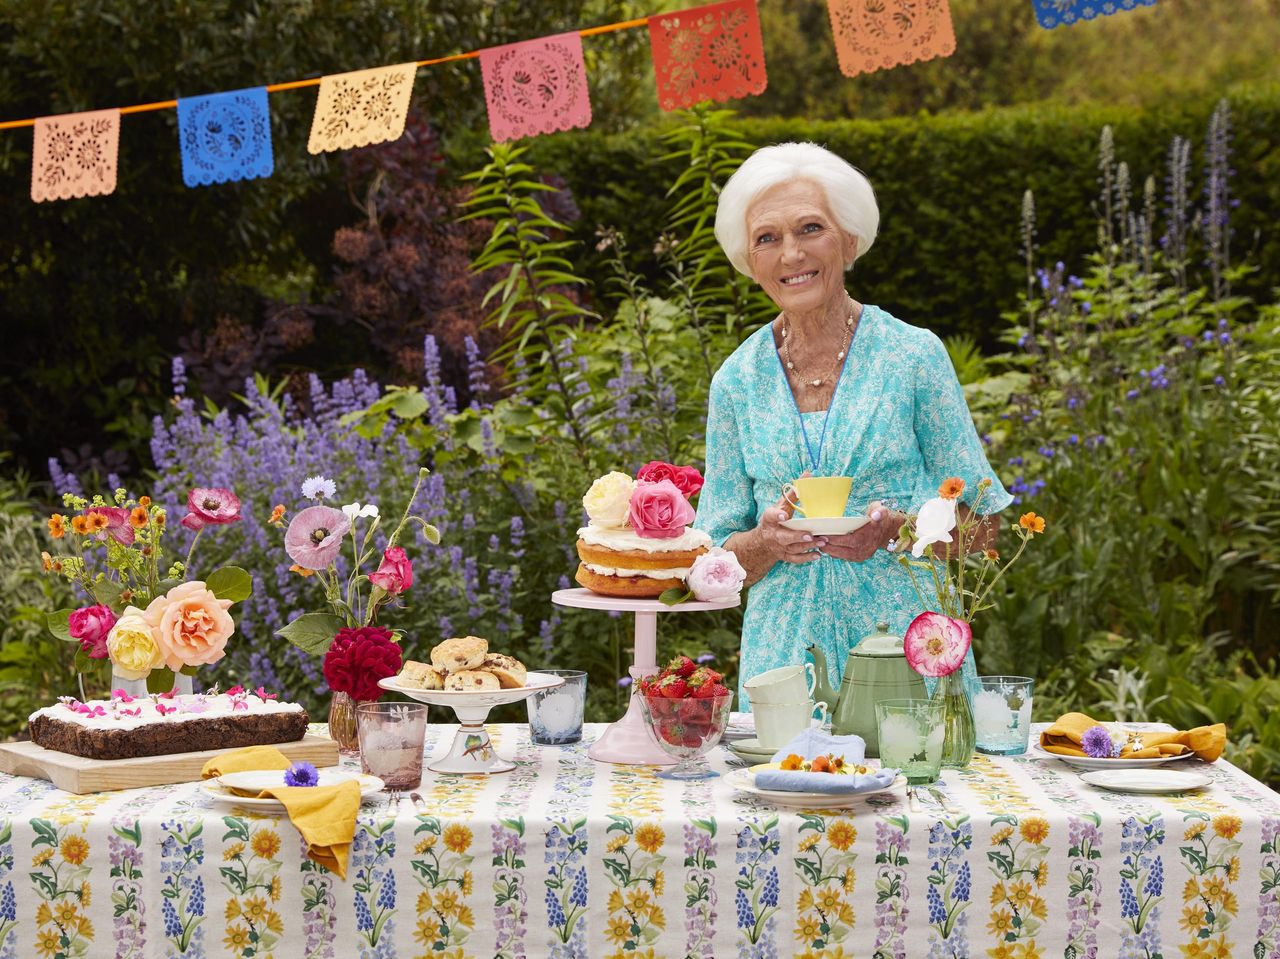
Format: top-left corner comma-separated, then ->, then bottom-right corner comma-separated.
574,524 -> 711,598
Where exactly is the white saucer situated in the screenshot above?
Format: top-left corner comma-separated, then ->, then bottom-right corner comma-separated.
202,771 -> 384,809
727,737 -> 779,757
1032,744 -> 1196,770
781,516 -> 872,536
725,768 -> 902,808
1079,769 -> 1212,794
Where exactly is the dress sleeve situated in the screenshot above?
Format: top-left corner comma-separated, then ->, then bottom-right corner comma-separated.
911,331 -> 1012,516
695,372 -> 758,547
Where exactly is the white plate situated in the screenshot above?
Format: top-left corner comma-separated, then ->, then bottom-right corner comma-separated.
780,516 -> 872,536
726,739 -> 779,761
219,768 -> 363,793
1079,769 -> 1212,794
378,670 -> 563,708
201,772 -> 385,809
1032,744 -> 1197,770
725,768 -> 902,808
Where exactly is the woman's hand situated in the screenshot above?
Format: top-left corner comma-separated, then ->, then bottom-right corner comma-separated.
758,490 -> 825,565
819,501 -> 900,563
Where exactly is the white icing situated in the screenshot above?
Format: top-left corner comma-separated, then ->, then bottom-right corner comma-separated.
30,693 -> 304,732
583,562 -> 690,579
577,524 -> 711,553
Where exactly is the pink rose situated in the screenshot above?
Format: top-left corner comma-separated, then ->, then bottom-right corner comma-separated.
141,581 -> 235,671
68,604 -> 116,659
636,462 -> 704,499
685,547 -> 746,602
368,546 -> 413,595
628,480 -> 696,539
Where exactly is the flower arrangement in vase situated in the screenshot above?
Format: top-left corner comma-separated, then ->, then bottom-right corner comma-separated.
897,477 -> 1047,768
42,487 -> 251,694
272,469 -> 438,751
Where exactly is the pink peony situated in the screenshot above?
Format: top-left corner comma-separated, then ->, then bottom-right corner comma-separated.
68,604 -> 116,659
685,547 -> 746,602
284,505 -> 351,570
181,487 -> 242,531
368,546 -> 413,595
142,581 -> 235,671
902,612 -> 972,677
628,480 -> 696,539
636,461 -> 704,498
84,507 -> 135,546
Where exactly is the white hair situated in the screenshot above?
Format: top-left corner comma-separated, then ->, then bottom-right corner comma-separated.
714,142 -> 879,278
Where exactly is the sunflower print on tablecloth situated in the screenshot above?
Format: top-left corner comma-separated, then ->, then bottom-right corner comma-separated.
220,818 -> 285,957
411,819 -> 477,959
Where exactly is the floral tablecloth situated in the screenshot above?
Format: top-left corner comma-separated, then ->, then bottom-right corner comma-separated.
3,722 -> 1279,959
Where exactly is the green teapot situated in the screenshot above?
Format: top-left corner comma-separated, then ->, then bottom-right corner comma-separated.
808,622 -> 926,757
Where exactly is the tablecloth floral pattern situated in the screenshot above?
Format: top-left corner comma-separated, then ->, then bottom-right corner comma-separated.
2,724 -> 1279,959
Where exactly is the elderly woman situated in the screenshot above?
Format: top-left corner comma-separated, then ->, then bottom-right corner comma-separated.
695,142 -> 1011,704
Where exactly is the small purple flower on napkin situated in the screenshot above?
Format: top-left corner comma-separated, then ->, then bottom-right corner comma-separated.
284,761 -> 319,787
1081,724 -> 1115,759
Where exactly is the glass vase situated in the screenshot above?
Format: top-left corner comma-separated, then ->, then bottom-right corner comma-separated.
328,691 -> 360,755
932,668 -> 975,769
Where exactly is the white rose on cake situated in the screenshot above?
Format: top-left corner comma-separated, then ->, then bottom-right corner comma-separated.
582,471 -> 635,528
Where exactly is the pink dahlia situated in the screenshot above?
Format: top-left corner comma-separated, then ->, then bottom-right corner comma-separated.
181,487 -> 242,531
284,505 -> 350,570
902,611 -> 972,677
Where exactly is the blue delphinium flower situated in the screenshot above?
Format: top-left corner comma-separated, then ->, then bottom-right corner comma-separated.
300,475 -> 336,501
1081,724 -> 1115,759
284,761 -> 320,787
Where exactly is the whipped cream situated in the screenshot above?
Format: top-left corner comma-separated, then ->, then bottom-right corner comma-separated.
577,524 -> 711,553
583,562 -> 691,579
31,692 -> 304,732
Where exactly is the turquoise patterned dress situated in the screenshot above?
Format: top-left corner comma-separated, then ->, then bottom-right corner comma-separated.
695,304 -> 1012,707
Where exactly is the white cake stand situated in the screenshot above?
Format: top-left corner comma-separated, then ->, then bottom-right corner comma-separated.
551,588 -> 741,765
378,672 -> 564,774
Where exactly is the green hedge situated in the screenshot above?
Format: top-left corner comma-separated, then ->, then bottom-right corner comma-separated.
516,83 -> 1280,345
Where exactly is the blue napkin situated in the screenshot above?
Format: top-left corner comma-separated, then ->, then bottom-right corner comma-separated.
754,728 -> 898,794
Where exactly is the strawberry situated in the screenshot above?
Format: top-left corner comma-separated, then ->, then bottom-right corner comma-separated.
692,681 -> 719,698
659,677 -> 688,699
707,684 -> 731,698
672,655 -> 697,678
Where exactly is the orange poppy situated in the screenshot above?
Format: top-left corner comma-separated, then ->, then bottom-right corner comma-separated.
129,506 -> 149,528
48,514 -> 67,538
938,477 -> 965,500
70,515 -> 92,536
138,495 -> 151,507
1019,512 -> 1046,534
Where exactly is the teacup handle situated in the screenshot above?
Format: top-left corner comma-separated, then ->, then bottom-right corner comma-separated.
809,701 -> 830,729
781,482 -> 807,516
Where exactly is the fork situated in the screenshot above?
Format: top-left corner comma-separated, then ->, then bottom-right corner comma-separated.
906,786 -> 924,814
385,789 -> 401,814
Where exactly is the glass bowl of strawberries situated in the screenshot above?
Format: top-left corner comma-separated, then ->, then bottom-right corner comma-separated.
637,656 -> 734,780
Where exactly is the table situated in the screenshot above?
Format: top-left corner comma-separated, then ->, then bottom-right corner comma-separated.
3,723 -> 1278,959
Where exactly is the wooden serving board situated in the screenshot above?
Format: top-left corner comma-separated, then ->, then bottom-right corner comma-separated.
0,734 -> 340,794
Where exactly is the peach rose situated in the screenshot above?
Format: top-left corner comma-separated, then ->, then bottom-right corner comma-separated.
142,581 -> 234,671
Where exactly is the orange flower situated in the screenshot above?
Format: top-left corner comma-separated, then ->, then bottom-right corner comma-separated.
129,506 -> 149,528
154,510 -> 166,527
1019,512 -> 1046,534
70,515 -> 92,536
780,754 -> 804,771
269,504 -> 287,525
41,551 -> 53,572
938,477 -> 965,500
60,834 -> 89,865
290,564 -> 315,578
985,548 -> 1000,561
138,495 -> 151,508
87,512 -> 109,533
48,514 -> 67,538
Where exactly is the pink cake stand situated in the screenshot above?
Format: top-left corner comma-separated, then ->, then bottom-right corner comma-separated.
551,588 -> 741,765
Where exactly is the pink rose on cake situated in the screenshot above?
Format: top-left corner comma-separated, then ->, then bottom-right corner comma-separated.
106,608 -> 166,680
686,547 -> 747,602
142,581 -> 235,671
68,604 -> 116,659
628,480 -> 696,539
636,461 -> 704,498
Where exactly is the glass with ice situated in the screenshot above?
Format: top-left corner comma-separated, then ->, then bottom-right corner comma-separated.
526,670 -> 587,745
356,702 -> 429,789
875,699 -> 946,785
973,676 -> 1034,755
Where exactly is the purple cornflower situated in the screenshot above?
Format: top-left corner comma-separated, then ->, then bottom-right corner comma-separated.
1081,725 -> 1115,759
617,677 -> 633,689
285,761 -> 320,787
696,653 -> 716,664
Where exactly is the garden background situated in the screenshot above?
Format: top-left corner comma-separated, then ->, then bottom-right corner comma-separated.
2,1 -> 1278,777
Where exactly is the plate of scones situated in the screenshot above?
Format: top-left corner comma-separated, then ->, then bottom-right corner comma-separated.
379,635 -> 563,707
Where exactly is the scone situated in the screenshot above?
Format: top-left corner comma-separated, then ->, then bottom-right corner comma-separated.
482,653 -> 527,689
445,669 -> 501,692
398,660 -> 444,691
431,636 -> 488,672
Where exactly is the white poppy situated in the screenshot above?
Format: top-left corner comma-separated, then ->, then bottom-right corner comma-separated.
341,502 -> 380,522
911,496 -> 957,558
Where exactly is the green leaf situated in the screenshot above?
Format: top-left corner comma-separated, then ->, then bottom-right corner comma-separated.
91,579 -> 122,608
389,390 -> 429,420
658,588 -> 692,606
276,612 -> 345,654
73,647 -> 101,673
180,664 -> 199,677
206,566 -> 252,603
147,668 -> 178,694
47,609 -> 74,642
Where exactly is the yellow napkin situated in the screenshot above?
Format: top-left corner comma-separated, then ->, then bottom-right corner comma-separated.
1040,712 -> 1226,762
200,747 -> 360,879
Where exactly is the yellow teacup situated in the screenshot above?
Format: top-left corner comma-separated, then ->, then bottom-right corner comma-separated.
781,476 -> 853,518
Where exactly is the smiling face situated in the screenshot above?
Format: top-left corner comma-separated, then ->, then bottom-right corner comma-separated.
745,178 -> 857,315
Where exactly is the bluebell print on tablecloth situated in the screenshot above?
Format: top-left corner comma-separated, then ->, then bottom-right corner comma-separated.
1030,0 -> 1158,29
177,87 -> 273,187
